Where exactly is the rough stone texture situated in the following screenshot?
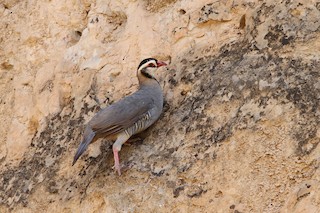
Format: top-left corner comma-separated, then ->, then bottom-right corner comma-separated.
0,0 -> 320,212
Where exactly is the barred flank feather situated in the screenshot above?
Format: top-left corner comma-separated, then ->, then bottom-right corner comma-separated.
126,111 -> 152,136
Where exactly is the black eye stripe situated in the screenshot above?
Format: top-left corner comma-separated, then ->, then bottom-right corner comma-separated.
138,58 -> 158,70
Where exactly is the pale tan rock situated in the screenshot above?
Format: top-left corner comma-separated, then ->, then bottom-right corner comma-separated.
1,0 -> 320,212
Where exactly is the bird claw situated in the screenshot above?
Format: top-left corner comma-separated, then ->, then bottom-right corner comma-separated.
113,163 -> 121,176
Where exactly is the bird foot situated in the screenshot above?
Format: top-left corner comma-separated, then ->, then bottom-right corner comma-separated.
112,165 -> 122,176
112,159 -> 135,174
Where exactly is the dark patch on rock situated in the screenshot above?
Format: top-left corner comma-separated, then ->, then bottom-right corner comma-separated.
0,91 -> 111,208
151,169 -> 165,176
281,36 -> 293,45
248,1 -> 320,49
186,185 -> 205,198
145,5 -> 320,179
173,185 -> 185,198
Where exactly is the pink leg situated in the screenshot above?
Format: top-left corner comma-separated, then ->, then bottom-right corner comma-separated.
113,148 -> 121,176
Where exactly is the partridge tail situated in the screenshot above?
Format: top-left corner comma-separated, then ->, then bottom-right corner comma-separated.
72,127 -> 95,166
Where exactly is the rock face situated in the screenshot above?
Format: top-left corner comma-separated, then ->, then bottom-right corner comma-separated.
0,0 -> 319,212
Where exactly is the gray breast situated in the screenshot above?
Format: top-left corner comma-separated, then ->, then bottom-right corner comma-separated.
121,82 -> 163,137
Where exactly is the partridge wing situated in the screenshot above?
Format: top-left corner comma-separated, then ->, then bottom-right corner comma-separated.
89,93 -> 153,136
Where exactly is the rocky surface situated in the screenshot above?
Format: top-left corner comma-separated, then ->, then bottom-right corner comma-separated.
0,0 -> 319,212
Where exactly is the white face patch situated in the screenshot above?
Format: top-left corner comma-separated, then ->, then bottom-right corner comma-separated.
138,59 -> 157,72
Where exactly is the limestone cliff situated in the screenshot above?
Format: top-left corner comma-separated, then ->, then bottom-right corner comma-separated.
0,0 -> 319,212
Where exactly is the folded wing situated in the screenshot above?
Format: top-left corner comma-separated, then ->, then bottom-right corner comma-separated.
89,92 -> 154,136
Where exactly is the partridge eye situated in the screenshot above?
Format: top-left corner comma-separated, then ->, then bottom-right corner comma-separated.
149,63 -> 156,67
